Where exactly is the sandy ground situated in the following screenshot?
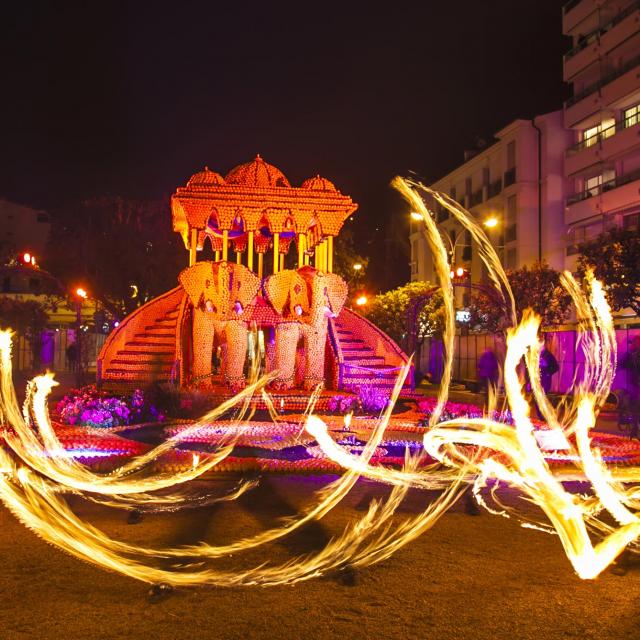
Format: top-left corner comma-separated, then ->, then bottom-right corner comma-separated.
0,473 -> 639,640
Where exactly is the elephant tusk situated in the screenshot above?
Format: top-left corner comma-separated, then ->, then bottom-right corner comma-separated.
234,301 -> 244,315
205,300 -> 214,313
323,305 -> 336,319
294,304 -> 303,316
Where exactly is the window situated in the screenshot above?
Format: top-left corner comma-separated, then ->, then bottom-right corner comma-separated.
506,141 -> 516,169
582,118 -> 616,147
465,177 -> 472,195
411,241 -> 418,275
623,213 -> 640,231
625,103 -> 640,128
450,186 -> 456,200
584,168 -> 616,197
505,195 -> 517,242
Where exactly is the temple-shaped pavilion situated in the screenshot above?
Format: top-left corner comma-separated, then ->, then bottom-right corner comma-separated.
98,156 -> 412,394
171,155 -> 357,276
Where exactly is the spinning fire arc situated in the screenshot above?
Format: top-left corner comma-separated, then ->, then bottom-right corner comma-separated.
0,177 -> 638,586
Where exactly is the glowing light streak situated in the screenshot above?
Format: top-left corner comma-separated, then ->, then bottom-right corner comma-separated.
0,178 -> 638,587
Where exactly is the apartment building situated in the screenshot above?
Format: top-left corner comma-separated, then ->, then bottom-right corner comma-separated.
563,0 -> 640,266
410,112 -> 571,310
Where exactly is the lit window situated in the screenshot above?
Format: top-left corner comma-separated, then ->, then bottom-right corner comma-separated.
582,118 -> 615,147
624,103 -> 640,128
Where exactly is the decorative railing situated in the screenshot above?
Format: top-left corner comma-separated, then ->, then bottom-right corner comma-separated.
487,179 -> 502,199
503,167 -> 516,187
566,53 -> 640,107
566,168 -> 640,205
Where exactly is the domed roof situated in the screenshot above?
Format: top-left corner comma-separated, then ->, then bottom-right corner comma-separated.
187,166 -> 225,188
301,175 -> 337,191
225,155 -> 291,188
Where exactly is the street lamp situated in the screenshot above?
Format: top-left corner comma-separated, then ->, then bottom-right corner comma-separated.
355,294 -> 368,307
353,263 -> 362,272
483,216 -> 499,228
73,287 -> 88,385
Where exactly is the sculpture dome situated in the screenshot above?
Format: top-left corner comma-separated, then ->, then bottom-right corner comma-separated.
225,155 -> 291,188
301,175 -> 337,191
187,166 -> 225,188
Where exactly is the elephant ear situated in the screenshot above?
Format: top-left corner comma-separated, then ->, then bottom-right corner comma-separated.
264,270 -> 309,317
178,262 -> 216,309
228,263 -> 261,308
322,273 -> 348,317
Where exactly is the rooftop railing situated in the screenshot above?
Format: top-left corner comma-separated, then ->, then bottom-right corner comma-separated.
563,0 -> 582,15
564,1 -> 640,60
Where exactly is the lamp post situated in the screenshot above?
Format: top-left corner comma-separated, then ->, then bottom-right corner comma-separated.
74,287 -> 88,386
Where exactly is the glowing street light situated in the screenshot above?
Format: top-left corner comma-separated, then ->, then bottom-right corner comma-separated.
353,263 -> 362,272
355,295 -> 368,306
410,211 -> 423,221
75,287 -> 88,299
483,216 -> 499,228
456,267 -> 465,278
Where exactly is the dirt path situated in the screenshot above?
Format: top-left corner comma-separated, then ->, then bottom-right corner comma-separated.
0,476 -> 638,640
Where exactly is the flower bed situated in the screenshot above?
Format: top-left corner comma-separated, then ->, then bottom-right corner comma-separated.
55,386 -> 165,428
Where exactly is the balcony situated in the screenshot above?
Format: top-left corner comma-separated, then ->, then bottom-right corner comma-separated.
469,189 -> 483,207
503,167 -> 516,187
565,167 -> 640,225
565,116 -> 640,176
487,179 -> 502,199
436,205 -> 448,223
563,0 -> 598,35
564,1 -> 640,81
565,54 -> 640,126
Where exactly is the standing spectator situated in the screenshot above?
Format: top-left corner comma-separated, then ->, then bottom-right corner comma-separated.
66,342 -> 78,372
539,347 -> 559,394
477,348 -> 499,408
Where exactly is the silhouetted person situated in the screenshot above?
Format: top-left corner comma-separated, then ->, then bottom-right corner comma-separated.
477,349 -> 499,408
66,342 -> 78,372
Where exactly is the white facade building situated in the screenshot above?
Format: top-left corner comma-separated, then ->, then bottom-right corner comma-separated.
410,111 -> 571,309
562,0 -> 640,267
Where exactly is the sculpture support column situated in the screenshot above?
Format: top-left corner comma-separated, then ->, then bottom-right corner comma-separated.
215,250 -> 220,262
297,234 -> 304,268
327,236 -> 333,273
247,230 -> 254,271
236,251 -> 241,265
222,230 -> 229,262
273,232 -> 280,274
189,228 -> 198,266
258,253 -> 264,279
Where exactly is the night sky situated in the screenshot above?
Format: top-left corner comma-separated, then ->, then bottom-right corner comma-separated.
1,1 -> 569,289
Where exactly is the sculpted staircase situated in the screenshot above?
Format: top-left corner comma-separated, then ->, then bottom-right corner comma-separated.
99,289 -> 414,394
329,309 -> 414,394
98,287 -> 184,386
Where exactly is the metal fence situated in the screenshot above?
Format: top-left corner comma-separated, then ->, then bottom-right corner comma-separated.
419,326 -> 640,394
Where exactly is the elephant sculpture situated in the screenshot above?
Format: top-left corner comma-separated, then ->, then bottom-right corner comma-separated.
179,261 -> 260,390
263,266 -> 348,390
